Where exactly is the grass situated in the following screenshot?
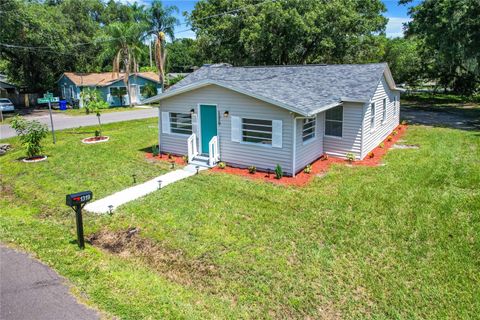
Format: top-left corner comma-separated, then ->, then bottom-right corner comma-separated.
402,92 -> 480,106
1,118 -> 479,319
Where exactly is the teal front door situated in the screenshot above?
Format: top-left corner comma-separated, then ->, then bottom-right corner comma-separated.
200,104 -> 217,154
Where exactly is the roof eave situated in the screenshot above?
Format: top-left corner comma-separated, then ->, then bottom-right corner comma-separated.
143,80 -> 310,116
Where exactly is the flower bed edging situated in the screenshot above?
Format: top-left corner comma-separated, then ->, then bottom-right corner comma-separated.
212,124 -> 408,186
82,136 -> 110,144
22,155 -> 48,163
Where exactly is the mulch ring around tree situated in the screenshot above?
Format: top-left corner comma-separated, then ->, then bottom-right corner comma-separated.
145,152 -> 188,166
212,124 -> 409,187
22,155 -> 48,163
81,136 -> 110,144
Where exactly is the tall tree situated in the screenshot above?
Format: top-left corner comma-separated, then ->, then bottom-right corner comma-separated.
99,22 -> 147,107
145,0 -> 179,90
188,0 -> 387,66
166,38 -> 203,73
383,37 -> 422,85
402,0 -> 480,94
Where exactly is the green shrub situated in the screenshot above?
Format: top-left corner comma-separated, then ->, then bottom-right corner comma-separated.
151,145 -> 159,157
10,116 -> 48,158
218,161 -> 226,169
248,166 -> 257,174
303,164 -> 312,174
182,155 -> 188,163
140,83 -> 158,98
274,164 -> 283,179
379,142 -> 385,148
346,152 -> 355,162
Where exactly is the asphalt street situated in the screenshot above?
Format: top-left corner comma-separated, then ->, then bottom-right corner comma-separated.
0,245 -> 99,320
0,107 -> 158,139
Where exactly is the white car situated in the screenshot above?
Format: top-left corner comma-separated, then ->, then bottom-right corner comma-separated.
0,98 -> 15,112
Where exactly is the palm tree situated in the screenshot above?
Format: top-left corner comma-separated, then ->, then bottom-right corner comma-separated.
146,0 -> 179,91
99,22 -> 146,107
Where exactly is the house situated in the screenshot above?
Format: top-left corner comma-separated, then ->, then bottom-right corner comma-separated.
143,63 -> 401,176
58,72 -> 162,107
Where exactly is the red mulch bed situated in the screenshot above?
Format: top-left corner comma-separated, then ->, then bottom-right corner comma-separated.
212,124 -> 408,186
145,152 -> 188,165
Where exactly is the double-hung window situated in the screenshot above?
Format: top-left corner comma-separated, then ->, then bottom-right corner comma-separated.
242,118 -> 272,145
325,106 -> 343,137
170,113 -> 192,135
370,102 -> 376,130
382,98 -> 387,123
302,117 -> 316,142
393,96 -> 397,115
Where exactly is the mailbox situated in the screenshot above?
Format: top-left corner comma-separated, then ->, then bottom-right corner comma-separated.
66,191 -> 93,207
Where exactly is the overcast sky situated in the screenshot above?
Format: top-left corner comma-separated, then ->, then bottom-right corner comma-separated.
119,0 -> 420,39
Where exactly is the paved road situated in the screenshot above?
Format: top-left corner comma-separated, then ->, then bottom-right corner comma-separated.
0,245 -> 99,320
0,107 -> 157,139
401,105 -> 480,130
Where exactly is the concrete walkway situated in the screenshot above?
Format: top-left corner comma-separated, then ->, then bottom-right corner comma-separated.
1,108 -> 157,139
85,165 -> 206,214
0,245 -> 99,320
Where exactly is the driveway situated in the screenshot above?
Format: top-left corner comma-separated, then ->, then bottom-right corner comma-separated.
401,104 -> 480,130
0,245 -> 99,320
1,107 -> 157,139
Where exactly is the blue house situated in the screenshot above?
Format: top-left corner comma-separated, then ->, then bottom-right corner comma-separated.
58,72 -> 161,107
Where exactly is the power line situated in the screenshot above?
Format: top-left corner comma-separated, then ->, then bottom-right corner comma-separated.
0,0 -> 278,51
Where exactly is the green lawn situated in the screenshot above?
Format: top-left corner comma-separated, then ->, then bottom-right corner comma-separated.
1,118 -> 479,319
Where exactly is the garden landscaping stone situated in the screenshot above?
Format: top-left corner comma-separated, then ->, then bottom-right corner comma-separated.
84,164 -> 207,214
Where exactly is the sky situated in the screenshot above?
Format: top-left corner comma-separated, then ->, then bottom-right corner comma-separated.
120,0 -> 421,39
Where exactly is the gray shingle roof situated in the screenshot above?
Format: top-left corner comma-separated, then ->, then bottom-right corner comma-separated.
158,63 -> 390,115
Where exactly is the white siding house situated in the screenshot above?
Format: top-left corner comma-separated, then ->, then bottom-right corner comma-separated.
144,63 -> 401,176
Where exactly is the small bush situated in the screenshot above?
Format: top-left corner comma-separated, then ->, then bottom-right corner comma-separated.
95,130 -> 101,137
321,153 -> 329,161
152,145 -> 159,157
218,162 -> 226,169
392,130 -> 398,136
368,151 -> 375,158
387,135 -> 393,142
248,166 -> 257,174
167,152 -> 172,159
303,164 -> 312,174
379,142 -> 385,148
346,152 -> 355,162
10,116 -> 48,158
401,120 -> 408,125
274,164 -> 283,179
182,155 -> 188,163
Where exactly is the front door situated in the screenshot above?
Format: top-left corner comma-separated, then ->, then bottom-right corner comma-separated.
200,104 -> 217,154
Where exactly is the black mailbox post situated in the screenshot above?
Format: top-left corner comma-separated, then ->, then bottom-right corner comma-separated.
66,191 -> 93,249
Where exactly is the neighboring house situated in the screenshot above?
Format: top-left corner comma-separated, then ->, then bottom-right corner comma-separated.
144,63 -> 401,176
58,72 -> 162,107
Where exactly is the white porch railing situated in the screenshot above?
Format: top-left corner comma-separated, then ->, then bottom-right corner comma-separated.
187,133 -> 198,162
208,136 -> 220,167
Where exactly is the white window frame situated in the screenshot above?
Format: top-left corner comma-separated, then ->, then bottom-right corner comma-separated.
169,112 -> 193,135
393,96 -> 397,115
302,117 -> 316,143
382,98 -> 387,123
324,106 -> 343,138
370,102 -> 376,131
241,118 -> 273,146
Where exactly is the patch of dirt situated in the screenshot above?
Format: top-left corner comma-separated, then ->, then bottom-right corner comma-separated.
87,228 -> 218,287
392,144 -> 419,149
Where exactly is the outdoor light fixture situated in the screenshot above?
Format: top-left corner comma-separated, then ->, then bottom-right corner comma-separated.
195,165 -> 200,175
158,180 -> 162,189
170,162 -> 175,169
108,205 -> 114,215
190,108 -> 195,115
223,110 -> 229,117
132,174 -> 137,184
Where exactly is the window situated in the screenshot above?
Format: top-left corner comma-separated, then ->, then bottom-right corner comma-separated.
393,96 -> 397,115
325,106 -> 343,137
110,87 -> 127,96
370,102 -> 375,129
170,113 -> 192,135
242,118 -> 272,145
302,117 -> 316,142
382,98 -> 387,122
